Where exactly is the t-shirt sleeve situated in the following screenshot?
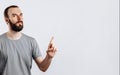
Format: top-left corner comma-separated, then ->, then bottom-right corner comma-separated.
31,38 -> 42,59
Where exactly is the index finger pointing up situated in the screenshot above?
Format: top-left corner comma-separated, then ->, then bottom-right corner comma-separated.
48,36 -> 54,48
49,36 -> 54,44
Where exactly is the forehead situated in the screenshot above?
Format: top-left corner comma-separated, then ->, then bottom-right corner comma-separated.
8,7 -> 22,15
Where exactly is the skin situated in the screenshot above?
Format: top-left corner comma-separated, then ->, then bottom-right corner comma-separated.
5,7 -> 57,72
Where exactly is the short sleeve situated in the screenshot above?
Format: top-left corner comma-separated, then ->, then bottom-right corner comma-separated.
31,38 -> 42,59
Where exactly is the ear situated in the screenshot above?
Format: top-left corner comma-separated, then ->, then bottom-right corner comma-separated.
4,17 -> 9,24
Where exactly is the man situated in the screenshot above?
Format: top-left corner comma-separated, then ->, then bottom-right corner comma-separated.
0,5 -> 57,75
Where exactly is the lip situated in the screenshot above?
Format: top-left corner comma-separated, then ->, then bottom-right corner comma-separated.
16,21 -> 23,24
16,22 -> 23,26
17,21 -> 22,23
17,22 -> 22,24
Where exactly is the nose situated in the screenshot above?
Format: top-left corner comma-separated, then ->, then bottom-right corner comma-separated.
17,15 -> 22,21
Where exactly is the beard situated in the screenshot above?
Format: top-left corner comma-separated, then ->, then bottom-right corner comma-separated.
8,19 -> 23,32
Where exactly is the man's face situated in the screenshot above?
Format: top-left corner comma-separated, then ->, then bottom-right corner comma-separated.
7,7 -> 23,32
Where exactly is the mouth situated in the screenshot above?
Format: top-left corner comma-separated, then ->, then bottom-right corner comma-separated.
17,21 -> 23,23
16,21 -> 23,26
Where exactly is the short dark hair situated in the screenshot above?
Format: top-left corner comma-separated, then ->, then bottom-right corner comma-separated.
4,5 -> 19,18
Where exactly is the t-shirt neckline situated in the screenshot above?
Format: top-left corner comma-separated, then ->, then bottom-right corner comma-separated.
5,32 -> 23,41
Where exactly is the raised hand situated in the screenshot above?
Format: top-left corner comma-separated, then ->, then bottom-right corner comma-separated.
46,37 -> 57,58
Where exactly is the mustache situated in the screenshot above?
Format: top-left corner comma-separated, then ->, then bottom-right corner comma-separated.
16,21 -> 23,24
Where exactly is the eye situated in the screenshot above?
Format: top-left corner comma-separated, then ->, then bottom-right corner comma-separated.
20,13 -> 23,17
12,14 -> 16,17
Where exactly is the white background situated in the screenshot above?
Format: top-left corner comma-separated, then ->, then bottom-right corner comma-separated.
0,0 -> 119,75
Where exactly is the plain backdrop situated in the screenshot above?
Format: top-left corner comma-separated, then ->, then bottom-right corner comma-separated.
0,0 -> 119,75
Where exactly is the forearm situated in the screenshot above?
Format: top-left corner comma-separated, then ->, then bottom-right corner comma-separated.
38,55 -> 52,72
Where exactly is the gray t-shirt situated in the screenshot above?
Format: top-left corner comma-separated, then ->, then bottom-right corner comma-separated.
0,33 -> 42,75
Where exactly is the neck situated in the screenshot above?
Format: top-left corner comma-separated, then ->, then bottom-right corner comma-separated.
6,30 -> 22,40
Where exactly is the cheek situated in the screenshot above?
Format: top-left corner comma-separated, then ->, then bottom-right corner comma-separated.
9,18 -> 18,23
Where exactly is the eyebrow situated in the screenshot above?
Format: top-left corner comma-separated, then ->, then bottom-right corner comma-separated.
11,13 -> 23,16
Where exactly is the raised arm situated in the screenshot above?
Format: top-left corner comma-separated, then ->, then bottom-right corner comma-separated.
34,37 -> 57,72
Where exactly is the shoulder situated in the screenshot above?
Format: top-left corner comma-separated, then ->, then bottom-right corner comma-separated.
0,33 -> 7,41
0,33 -> 7,49
22,33 -> 39,48
22,33 -> 36,42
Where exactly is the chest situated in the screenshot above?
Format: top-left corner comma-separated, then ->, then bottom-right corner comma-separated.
0,40 -> 32,67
